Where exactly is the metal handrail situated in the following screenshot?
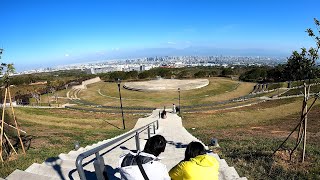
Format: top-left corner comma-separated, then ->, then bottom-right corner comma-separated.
76,120 -> 159,180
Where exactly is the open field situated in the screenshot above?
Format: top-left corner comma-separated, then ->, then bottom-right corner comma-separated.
79,77 -> 255,107
183,97 -> 320,179
3,77 -> 319,179
0,108 -> 143,178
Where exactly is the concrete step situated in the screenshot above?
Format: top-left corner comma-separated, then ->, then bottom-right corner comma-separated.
218,159 -> 229,180
84,144 -> 95,149
6,169 -> 59,180
76,147 -> 85,152
42,158 -> 96,172
220,166 -> 240,180
58,153 -> 95,167
208,152 -> 221,160
68,150 -> 84,157
25,163 -> 84,180
42,159 -> 73,169
219,159 -> 229,169
59,153 -> 77,161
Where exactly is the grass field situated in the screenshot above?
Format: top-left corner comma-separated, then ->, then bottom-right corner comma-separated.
79,77 -> 255,108
182,98 -> 320,179
2,77 -> 319,179
281,84 -> 320,96
0,108 -> 143,178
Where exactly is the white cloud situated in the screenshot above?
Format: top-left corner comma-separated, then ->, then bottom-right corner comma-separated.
167,42 -> 176,45
65,54 -> 69,57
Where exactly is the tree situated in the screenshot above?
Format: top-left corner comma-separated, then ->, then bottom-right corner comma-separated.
267,64 -> 285,82
178,70 -> 191,78
209,70 -> 219,77
27,74 -> 36,84
239,67 -> 267,82
138,71 -> 152,79
125,71 -> 138,80
152,68 -> 171,78
109,71 -> 127,81
194,70 -> 207,78
221,68 -> 234,77
285,18 -> 320,81
1,63 -> 15,87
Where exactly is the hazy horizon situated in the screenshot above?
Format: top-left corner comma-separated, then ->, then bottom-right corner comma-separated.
12,46 -> 290,72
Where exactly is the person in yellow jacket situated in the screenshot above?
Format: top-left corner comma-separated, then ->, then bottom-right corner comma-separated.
169,141 -> 219,180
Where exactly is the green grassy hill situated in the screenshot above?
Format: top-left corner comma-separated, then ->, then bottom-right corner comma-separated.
1,77 -> 319,179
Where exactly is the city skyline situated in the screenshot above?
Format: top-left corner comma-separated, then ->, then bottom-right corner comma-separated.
1,0 -> 319,71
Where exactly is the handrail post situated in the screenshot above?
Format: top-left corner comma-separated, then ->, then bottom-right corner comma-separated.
76,120 -> 158,179
153,123 -> 156,134
93,152 -> 106,180
135,132 -> 140,151
76,156 -> 86,180
147,125 -> 151,139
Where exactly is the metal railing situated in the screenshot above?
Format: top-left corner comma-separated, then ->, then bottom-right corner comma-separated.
76,120 -> 159,180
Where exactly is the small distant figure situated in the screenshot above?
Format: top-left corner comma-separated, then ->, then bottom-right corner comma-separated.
172,104 -> 176,113
175,106 -> 180,114
161,109 -> 167,119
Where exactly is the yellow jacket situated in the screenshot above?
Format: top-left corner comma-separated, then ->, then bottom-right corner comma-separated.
169,154 -> 219,180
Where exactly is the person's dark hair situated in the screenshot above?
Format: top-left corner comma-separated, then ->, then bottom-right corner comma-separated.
143,135 -> 167,157
184,141 -> 206,161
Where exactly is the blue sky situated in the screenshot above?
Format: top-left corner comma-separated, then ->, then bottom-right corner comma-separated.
1,0 -> 320,71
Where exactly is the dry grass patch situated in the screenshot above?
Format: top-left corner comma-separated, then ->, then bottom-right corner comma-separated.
15,108 -> 139,130
202,82 -> 254,102
183,98 -> 314,129
0,107 -> 144,178
182,98 -> 320,179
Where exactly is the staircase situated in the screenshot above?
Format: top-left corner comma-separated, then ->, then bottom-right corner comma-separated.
6,109 -> 247,180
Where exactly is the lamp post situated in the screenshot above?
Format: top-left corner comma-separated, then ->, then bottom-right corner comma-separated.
116,78 -> 125,130
178,88 -> 181,114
